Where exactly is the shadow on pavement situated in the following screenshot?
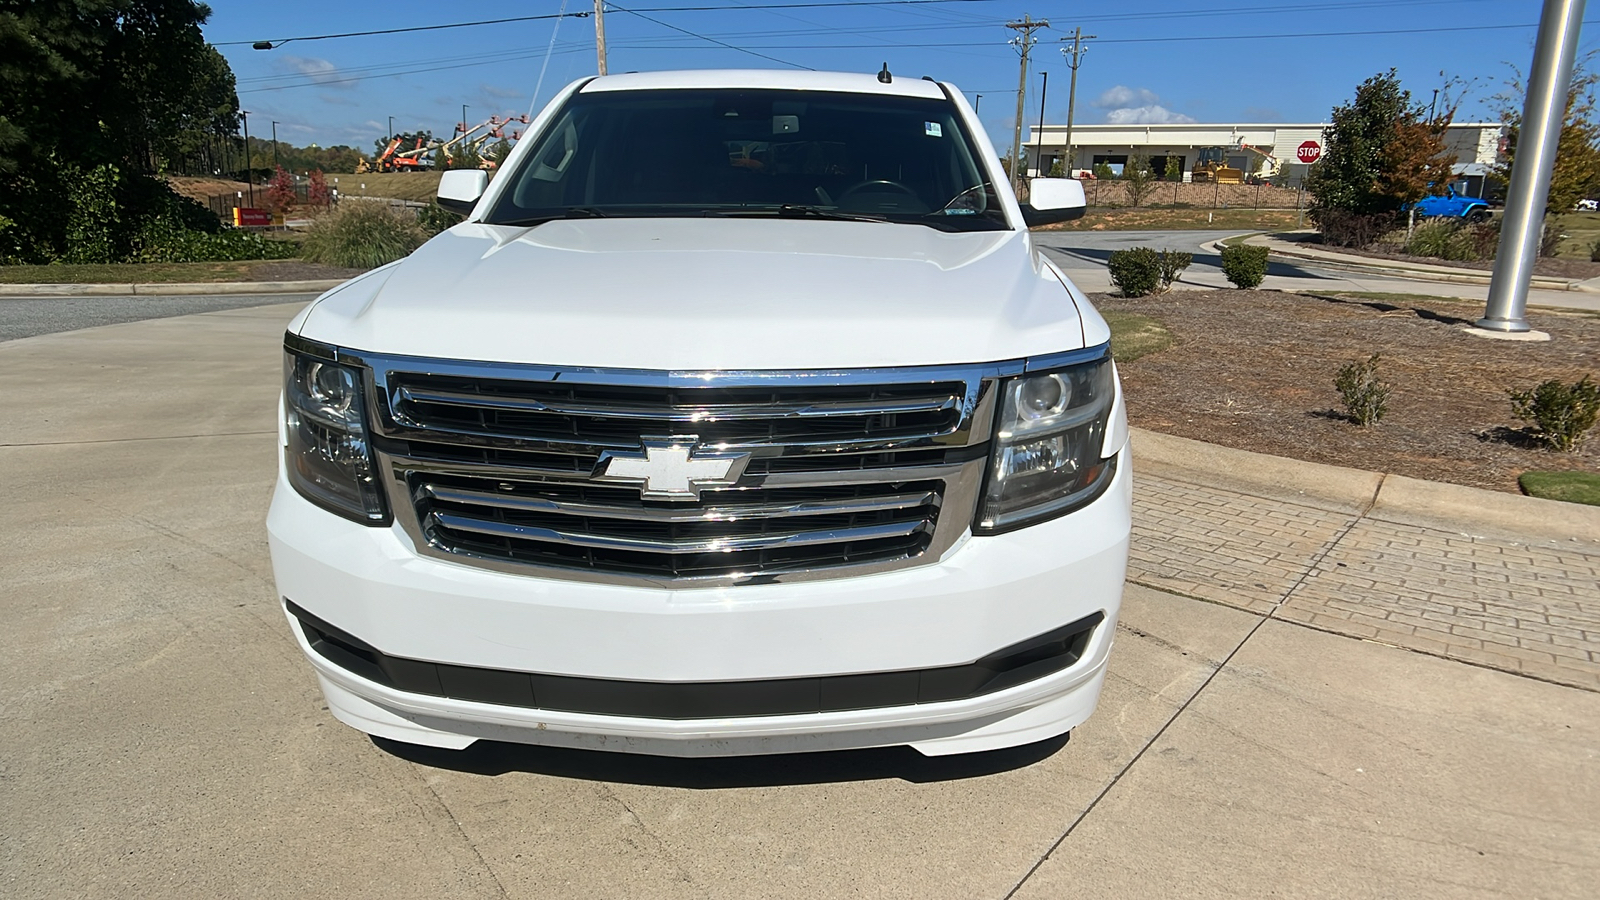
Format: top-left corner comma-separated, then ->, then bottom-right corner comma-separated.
373,731 -> 1071,787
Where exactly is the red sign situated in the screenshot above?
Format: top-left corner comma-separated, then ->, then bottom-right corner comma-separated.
233,207 -> 271,227
1296,141 -> 1323,164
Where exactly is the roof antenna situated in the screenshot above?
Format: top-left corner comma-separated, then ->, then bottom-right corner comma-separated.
877,63 -> 892,84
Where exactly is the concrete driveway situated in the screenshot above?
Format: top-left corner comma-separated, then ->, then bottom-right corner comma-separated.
3,302 -> 1596,899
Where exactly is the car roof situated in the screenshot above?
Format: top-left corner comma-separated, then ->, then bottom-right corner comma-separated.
578,69 -> 949,100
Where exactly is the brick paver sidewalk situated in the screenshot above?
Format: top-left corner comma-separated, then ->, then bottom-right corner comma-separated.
1129,473 -> 1600,691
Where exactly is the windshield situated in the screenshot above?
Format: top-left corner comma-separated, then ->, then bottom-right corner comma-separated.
484,87 -> 1008,231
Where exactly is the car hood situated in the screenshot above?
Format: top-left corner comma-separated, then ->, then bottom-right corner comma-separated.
296,218 -> 1088,370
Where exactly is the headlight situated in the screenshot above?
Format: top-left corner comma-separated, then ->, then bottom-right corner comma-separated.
283,349 -> 387,524
976,353 -> 1118,533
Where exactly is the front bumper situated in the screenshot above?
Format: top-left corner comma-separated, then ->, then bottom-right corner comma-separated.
267,451 -> 1131,757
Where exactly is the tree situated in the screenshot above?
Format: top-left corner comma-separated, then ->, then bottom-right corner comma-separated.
1163,156 -> 1182,182
1121,154 -> 1157,207
1380,109 -> 1458,239
307,169 -> 331,208
1495,86 -> 1600,214
0,1 -> 240,261
266,165 -> 296,215
1307,70 -> 1411,246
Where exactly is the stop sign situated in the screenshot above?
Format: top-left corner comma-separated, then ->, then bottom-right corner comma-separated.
1297,140 -> 1323,164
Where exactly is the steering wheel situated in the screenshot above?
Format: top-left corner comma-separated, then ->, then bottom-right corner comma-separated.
836,179 -> 920,204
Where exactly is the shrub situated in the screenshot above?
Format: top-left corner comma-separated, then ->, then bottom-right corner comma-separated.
1334,353 -> 1391,426
1157,249 -> 1192,288
1220,244 -> 1269,289
130,217 -> 297,262
301,201 -> 427,268
1108,247 -> 1191,297
417,202 -> 463,236
1316,209 -> 1403,248
63,163 -> 123,264
1509,375 -> 1600,452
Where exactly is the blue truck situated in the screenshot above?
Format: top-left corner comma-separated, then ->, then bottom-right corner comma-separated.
1411,183 -> 1492,222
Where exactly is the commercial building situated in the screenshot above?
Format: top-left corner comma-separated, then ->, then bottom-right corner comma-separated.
1024,121 -> 1504,196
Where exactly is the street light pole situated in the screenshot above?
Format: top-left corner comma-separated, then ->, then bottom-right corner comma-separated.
1478,0 -> 1587,334
974,93 -> 983,115
462,105 -> 469,134
271,120 -> 279,173
241,110 -> 254,207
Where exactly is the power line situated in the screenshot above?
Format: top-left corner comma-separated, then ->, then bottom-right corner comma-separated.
608,21 -> 1588,50
608,2 -> 814,70
215,1 -> 1002,47
216,12 -> 590,48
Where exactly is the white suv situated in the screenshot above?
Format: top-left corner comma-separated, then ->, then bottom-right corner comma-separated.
267,70 -> 1130,758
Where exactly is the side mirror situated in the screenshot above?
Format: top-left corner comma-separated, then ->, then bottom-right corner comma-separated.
1021,178 -> 1087,227
437,169 -> 489,216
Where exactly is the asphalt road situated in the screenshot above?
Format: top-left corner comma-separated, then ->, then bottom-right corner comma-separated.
0,292 -> 317,342
1033,229 -> 1600,312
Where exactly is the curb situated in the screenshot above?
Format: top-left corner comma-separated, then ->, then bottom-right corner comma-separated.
0,280 -> 344,297
1130,426 -> 1600,547
1235,235 -> 1587,293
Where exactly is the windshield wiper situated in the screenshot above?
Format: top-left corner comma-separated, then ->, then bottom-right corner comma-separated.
494,207 -> 609,227
775,205 -> 889,223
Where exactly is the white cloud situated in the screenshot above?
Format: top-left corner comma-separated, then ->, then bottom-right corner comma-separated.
278,55 -> 350,89
1105,105 -> 1197,125
1092,85 -> 1160,109
1092,85 -> 1196,125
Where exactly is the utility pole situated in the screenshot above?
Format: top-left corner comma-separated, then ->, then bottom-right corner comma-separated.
388,116 -> 395,143
271,120 -> 279,173
1006,14 -> 1048,195
1479,0 -> 1586,335
594,0 -> 609,75
1036,71 -> 1049,176
241,110 -> 253,207
1060,27 -> 1095,179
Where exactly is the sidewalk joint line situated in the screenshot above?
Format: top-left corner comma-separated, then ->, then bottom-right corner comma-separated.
1000,608 -> 1274,900
0,430 -> 274,448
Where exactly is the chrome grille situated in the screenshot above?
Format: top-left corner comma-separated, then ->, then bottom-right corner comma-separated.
360,356 -> 1001,586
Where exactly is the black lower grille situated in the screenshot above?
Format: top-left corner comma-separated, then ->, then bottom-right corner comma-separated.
288,599 -> 1104,720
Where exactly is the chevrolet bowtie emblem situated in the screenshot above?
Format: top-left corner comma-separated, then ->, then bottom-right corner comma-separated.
592,437 -> 752,501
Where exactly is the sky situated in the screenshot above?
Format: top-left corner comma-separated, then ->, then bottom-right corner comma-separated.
205,0 -> 1591,155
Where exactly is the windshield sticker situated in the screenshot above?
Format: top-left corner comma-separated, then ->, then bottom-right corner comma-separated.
925,121 -> 942,137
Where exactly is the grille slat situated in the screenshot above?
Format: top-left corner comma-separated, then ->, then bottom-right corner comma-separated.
398,385 -> 958,422
371,362 -> 993,585
430,510 -> 931,555
421,484 -> 937,523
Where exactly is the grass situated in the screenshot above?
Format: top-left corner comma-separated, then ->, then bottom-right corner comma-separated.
0,261 -> 283,283
1039,207 -> 1301,232
1103,311 -> 1175,362
327,171 -> 444,203
1548,211 -> 1600,260
1518,470 -> 1600,506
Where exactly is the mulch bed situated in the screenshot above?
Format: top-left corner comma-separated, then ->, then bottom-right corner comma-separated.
1293,239 -> 1600,281
1095,289 -> 1600,494
246,261 -> 369,282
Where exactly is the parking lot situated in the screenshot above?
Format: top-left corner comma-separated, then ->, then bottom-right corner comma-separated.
3,299 -> 1598,899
